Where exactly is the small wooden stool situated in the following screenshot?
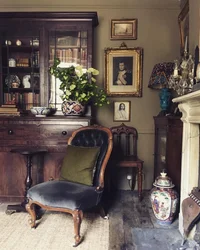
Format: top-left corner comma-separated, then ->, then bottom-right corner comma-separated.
6,148 -> 47,214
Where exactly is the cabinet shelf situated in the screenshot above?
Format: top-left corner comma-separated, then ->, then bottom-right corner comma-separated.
3,67 -> 39,72
2,45 -> 39,53
0,12 -> 98,111
49,45 -> 87,49
4,88 -> 40,93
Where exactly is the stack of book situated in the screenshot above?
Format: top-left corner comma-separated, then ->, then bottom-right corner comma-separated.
0,104 -> 21,116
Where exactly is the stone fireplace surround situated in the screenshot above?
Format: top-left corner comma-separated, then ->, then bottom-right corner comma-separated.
173,89 -> 200,237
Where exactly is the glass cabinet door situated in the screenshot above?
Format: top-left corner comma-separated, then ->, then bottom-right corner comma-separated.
48,30 -> 88,111
155,127 -> 167,177
1,35 -> 40,111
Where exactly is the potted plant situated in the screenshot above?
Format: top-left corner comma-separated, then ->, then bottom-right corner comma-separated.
49,58 -> 109,116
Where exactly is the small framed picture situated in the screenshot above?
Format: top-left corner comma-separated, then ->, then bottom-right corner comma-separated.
113,101 -> 131,121
111,19 -> 137,40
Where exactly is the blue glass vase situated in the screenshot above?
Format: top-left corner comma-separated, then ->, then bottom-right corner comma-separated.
159,88 -> 171,113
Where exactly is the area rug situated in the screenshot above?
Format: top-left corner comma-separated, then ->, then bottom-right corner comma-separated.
0,211 -> 109,250
132,228 -> 183,250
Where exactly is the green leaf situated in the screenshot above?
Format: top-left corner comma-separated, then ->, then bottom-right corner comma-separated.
70,84 -> 76,90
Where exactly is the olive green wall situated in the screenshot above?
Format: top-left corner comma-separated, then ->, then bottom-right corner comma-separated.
0,0 -> 183,190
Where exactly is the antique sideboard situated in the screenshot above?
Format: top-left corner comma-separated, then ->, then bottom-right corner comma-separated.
0,116 -> 92,202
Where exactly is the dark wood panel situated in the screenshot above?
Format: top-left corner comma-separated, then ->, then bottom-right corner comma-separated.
0,152 -> 26,198
3,125 -> 40,138
153,116 -> 183,193
0,116 -> 92,201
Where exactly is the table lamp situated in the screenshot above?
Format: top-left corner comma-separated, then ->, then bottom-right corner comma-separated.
148,62 -> 174,116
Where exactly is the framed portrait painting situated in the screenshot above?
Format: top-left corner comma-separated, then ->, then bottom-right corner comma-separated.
113,101 -> 130,122
111,19 -> 137,40
178,0 -> 189,55
104,46 -> 143,96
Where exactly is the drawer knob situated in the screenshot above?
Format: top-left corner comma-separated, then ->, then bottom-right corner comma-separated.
8,130 -> 13,135
62,131 -> 67,135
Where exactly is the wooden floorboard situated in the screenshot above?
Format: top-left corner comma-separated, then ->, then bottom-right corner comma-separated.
108,190 -> 179,250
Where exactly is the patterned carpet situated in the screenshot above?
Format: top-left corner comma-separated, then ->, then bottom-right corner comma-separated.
0,210 -> 109,250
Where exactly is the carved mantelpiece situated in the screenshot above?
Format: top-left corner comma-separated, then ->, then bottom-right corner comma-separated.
173,90 -> 200,237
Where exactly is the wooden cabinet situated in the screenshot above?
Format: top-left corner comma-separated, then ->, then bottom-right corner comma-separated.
0,116 -> 92,201
0,12 -> 98,202
0,12 -> 98,111
153,116 -> 183,193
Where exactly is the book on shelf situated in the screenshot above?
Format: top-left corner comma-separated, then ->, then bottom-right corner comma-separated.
3,92 -> 40,111
0,113 -> 20,116
55,48 -> 81,64
0,107 -> 18,111
0,110 -> 20,113
1,104 -> 16,108
0,103 -> 18,111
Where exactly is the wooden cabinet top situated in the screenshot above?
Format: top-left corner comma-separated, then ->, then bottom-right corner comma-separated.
154,115 -> 183,127
0,115 -> 93,124
0,12 -> 99,27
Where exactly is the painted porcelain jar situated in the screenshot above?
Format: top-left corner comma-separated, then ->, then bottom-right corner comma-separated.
150,171 -> 179,225
61,100 -> 85,116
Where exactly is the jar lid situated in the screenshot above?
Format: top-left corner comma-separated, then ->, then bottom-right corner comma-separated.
153,172 -> 175,188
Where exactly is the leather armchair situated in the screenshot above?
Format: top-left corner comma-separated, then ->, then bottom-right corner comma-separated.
25,125 -> 113,247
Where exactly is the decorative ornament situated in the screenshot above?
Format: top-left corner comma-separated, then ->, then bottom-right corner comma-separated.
150,171 -> 179,225
16,40 -> 22,46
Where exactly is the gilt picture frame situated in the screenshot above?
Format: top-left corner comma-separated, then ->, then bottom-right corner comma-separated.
178,0 -> 189,55
113,101 -> 131,122
111,19 -> 137,40
104,46 -> 143,96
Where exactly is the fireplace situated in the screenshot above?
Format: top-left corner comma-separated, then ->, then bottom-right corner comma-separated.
173,90 -> 200,238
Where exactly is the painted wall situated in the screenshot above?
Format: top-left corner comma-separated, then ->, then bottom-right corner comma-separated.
0,0 -> 181,190
189,0 -> 200,54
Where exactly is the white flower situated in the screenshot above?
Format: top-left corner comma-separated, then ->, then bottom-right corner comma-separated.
91,77 -> 96,82
75,65 -> 84,77
87,68 -> 99,75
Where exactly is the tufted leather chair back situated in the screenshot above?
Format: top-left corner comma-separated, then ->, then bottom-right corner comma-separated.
68,126 -> 113,187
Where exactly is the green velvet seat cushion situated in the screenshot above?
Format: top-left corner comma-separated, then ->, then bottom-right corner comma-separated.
59,145 -> 100,186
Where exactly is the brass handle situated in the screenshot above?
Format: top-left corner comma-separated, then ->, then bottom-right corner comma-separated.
62,131 -> 67,135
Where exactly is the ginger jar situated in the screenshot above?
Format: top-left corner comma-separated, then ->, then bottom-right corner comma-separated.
150,171 -> 179,225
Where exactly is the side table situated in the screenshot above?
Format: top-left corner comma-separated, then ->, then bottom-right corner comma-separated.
6,148 -> 48,215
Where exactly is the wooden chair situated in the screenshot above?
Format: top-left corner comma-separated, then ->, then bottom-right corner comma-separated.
25,125 -> 113,247
110,123 -> 144,201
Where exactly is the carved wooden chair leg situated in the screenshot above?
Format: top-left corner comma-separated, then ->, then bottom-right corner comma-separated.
25,202 -> 36,228
138,163 -> 143,201
72,209 -> 83,247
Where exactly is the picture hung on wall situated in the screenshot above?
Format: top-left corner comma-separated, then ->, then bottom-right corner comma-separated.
113,101 -> 131,122
178,0 -> 189,56
111,19 -> 137,40
104,43 -> 143,97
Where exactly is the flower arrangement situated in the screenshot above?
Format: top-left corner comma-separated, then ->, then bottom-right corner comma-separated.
49,58 -> 109,107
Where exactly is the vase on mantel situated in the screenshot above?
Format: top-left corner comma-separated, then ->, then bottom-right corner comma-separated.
150,171 -> 179,225
61,100 -> 85,116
